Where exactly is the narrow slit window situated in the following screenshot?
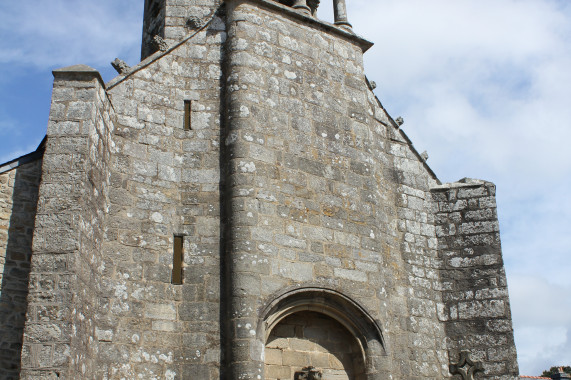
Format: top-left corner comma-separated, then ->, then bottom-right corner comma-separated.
172,235 -> 184,285
184,100 -> 192,130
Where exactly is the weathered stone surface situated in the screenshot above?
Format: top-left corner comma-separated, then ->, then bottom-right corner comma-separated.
433,181 -> 519,379
0,1 -> 519,379
0,154 -> 42,379
449,351 -> 484,380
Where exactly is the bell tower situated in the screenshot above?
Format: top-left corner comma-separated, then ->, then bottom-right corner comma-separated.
141,0 -> 354,59
141,0 -> 221,59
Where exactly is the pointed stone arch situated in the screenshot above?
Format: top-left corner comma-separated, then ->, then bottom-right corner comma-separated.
259,287 -> 387,378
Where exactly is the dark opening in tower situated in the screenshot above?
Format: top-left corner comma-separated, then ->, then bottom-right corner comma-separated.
141,0 -> 166,59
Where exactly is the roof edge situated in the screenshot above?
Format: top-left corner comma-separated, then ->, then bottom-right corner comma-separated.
364,76 -> 441,185
0,136 -> 46,175
431,178 -> 495,191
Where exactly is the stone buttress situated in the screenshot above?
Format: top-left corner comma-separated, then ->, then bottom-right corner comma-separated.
19,66 -> 116,379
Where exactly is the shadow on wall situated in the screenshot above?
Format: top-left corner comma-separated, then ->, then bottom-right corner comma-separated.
265,311 -> 367,380
0,158 -> 42,380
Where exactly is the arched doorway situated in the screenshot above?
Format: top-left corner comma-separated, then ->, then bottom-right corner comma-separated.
259,287 -> 387,379
265,310 -> 366,379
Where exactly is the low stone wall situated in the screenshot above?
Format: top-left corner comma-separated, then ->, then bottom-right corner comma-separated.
433,179 -> 519,379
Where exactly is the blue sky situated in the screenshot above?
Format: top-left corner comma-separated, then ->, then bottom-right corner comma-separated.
1,0 -> 570,375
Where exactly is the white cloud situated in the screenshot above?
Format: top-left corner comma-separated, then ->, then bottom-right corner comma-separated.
340,0 -> 571,374
511,275 -> 571,326
351,0 -> 570,86
347,0 -> 571,186
510,275 -> 571,374
0,0 -> 143,70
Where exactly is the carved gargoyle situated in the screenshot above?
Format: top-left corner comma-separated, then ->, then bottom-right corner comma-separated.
152,35 -> 169,52
186,15 -> 204,29
111,58 -> 130,74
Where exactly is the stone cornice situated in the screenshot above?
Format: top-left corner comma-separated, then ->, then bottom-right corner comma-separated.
225,0 -> 374,52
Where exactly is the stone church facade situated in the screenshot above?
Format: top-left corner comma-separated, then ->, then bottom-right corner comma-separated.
0,0 -> 519,379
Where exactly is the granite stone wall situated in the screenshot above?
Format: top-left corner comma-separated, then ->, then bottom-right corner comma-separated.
19,67 -> 115,379
68,69 -> 117,379
390,125 -> 451,378
5,0 -> 520,378
0,158 -> 42,380
432,179 -> 519,379
98,5 -> 227,378
223,1 -> 450,379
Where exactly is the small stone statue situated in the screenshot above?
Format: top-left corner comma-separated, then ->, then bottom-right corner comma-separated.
395,116 -> 404,126
370,81 -> 377,90
152,35 -> 169,52
111,58 -> 130,74
420,151 -> 429,161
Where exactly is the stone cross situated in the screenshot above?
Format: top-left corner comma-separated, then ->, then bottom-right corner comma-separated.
295,366 -> 323,380
449,351 -> 484,380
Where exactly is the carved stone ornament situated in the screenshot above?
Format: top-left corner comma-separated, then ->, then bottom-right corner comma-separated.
111,58 -> 130,74
152,35 -> 169,52
186,15 -> 204,29
395,116 -> 404,126
307,0 -> 320,16
295,366 -> 323,380
449,351 -> 484,380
